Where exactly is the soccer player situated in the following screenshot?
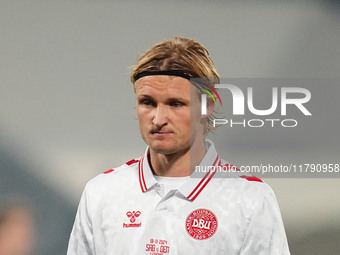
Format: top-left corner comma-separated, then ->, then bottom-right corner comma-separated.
67,37 -> 290,254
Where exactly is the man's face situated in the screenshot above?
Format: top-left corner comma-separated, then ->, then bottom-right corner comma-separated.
135,75 -> 203,155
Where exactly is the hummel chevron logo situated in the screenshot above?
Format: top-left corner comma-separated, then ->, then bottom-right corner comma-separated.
126,211 -> 141,223
123,211 -> 142,228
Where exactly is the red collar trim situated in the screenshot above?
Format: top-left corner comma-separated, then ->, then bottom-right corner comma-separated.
138,157 -> 148,192
186,155 -> 220,201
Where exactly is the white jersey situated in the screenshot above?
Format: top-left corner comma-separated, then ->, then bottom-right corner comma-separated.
67,140 -> 290,255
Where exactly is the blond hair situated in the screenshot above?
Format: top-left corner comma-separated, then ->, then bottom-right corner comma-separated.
131,37 -> 220,135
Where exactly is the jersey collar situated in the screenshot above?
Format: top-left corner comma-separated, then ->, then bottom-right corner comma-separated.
138,147 -> 157,193
178,140 -> 221,201
138,139 -> 220,201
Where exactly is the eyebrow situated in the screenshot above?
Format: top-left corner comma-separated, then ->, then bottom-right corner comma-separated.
137,94 -> 153,100
137,94 -> 189,103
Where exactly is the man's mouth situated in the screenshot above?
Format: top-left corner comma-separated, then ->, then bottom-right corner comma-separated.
150,130 -> 173,135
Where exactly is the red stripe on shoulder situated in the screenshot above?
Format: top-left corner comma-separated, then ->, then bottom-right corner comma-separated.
103,169 -> 115,174
125,159 -> 139,166
240,175 -> 263,183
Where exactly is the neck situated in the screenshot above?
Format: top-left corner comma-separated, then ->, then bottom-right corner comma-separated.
149,139 -> 206,177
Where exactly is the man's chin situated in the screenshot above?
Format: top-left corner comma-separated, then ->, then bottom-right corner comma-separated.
149,142 -> 190,156
150,146 -> 178,155
148,141 -> 183,155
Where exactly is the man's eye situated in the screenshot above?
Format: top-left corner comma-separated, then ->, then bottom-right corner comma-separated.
140,100 -> 155,106
170,101 -> 183,107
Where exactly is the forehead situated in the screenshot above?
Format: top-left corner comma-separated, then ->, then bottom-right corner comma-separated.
134,75 -> 199,98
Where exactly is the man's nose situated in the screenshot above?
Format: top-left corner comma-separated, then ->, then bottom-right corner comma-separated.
152,105 -> 168,126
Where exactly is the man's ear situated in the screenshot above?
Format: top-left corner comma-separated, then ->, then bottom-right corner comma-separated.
201,100 -> 215,120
